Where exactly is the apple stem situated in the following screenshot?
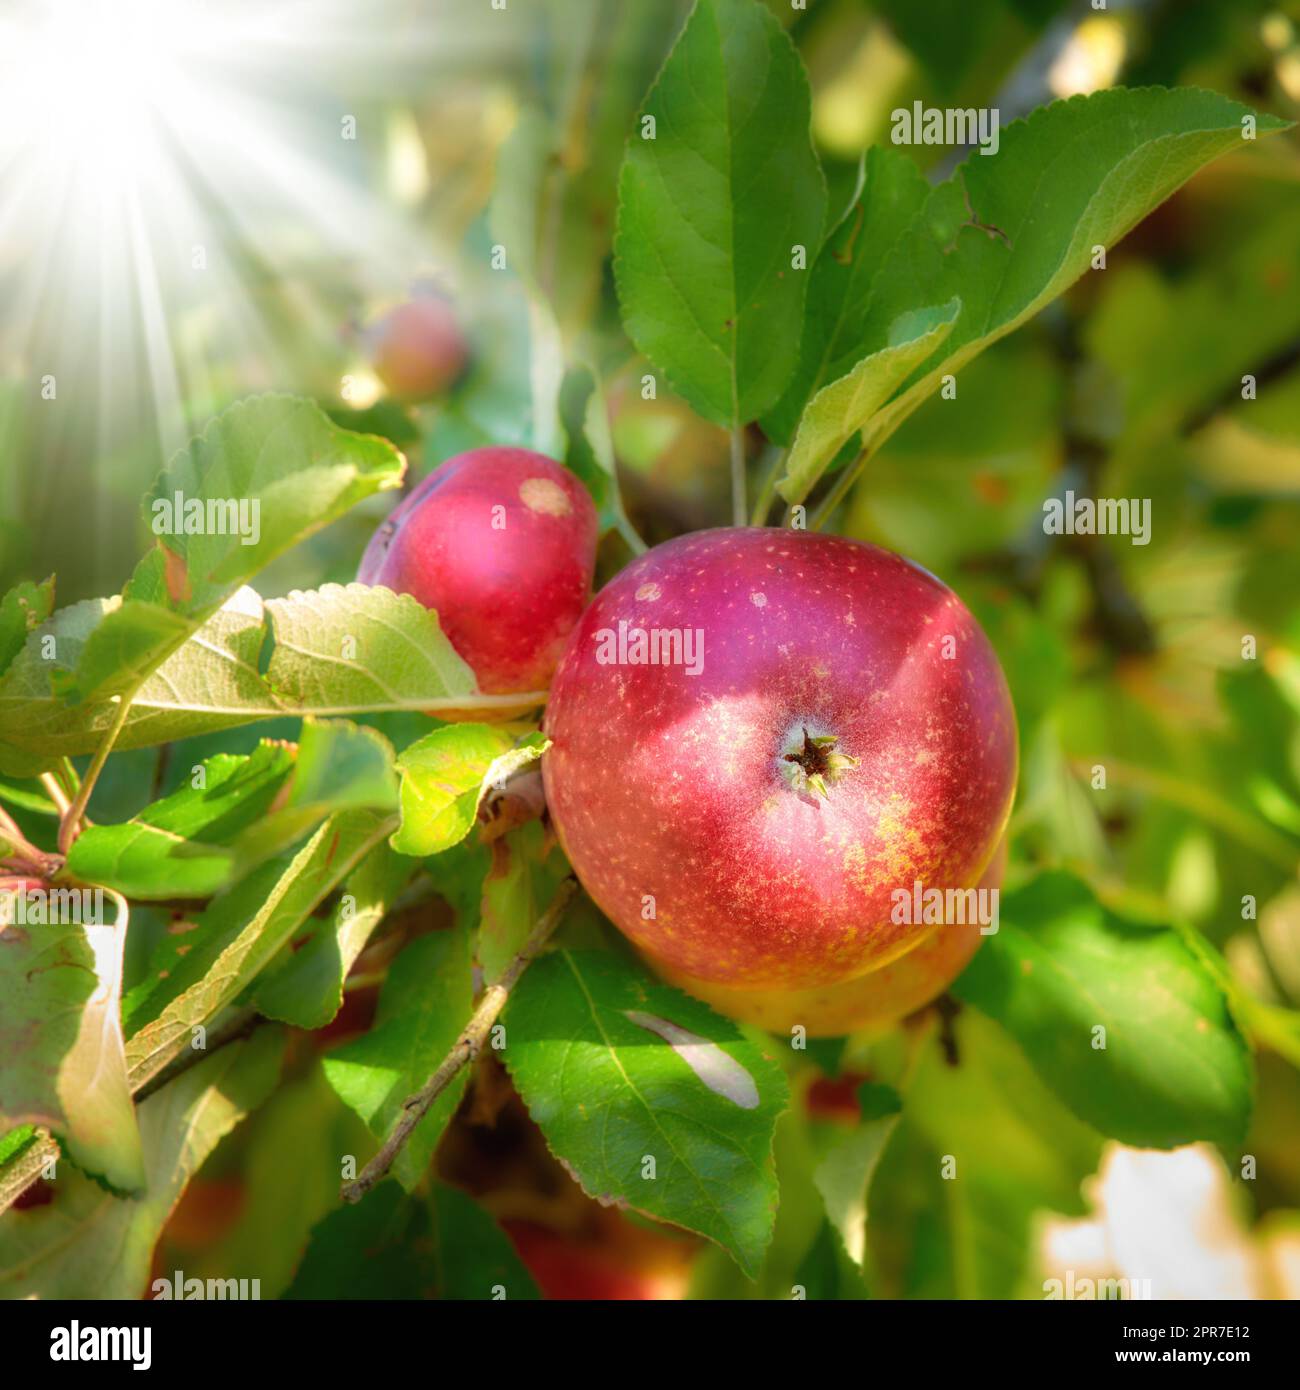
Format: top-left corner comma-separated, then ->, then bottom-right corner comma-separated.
340,875 -> 579,1204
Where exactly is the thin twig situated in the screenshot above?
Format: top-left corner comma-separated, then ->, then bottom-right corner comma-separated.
38,772 -> 71,819
57,696 -> 133,854
340,875 -> 578,1204
0,802 -> 57,874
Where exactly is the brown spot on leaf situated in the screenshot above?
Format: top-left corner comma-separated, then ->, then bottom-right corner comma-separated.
161,543 -> 191,605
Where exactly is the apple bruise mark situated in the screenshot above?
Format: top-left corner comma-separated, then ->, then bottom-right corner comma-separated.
625,1010 -> 760,1110
519,477 -> 571,517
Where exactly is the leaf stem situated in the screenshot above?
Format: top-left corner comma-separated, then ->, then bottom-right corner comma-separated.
729,426 -> 746,528
57,695 -> 133,855
38,772 -> 72,819
809,441 -> 872,532
340,875 -> 578,1203
749,444 -> 787,526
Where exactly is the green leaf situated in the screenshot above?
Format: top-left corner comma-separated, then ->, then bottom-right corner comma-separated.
843,87 -> 1291,461
323,926 -> 473,1191
390,723 -> 518,858
123,808 -> 396,1092
262,583 -> 480,715
504,949 -> 788,1277
285,1180 -> 539,1300
0,577 -> 54,678
0,894 -> 143,1192
778,300 -> 960,505
811,1083 -> 902,1269
954,871 -> 1255,1148
233,718 -> 399,865
0,583 -> 495,773
64,743 -> 295,899
614,0 -> 827,428
253,842 -> 411,1030
73,395 -> 405,702
0,1028 -> 284,1299
0,1125 -> 37,1168
762,145 -> 930,445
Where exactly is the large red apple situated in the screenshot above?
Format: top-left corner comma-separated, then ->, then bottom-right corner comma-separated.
367,293 -> 467,402
543,528 -> 1016,994
359,448 -> 598,697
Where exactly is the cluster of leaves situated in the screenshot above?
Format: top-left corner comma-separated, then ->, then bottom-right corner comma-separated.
2,0 -> 1297,1298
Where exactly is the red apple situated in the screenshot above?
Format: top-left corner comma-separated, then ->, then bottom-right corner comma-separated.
656,838 -> 1007,1036
502,1221 -> 680,1301
543,528 -> 1016,994
359,448 -> 598,697
368,293 -> 467,402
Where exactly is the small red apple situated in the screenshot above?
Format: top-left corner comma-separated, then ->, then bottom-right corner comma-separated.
502,1221 -> 675,1301
359,448 -> 598,697
543,528 -> 1016,994
367,293 -> 467,402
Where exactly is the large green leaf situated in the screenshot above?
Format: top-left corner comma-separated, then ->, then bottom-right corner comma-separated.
0,1028 -> 284,1299
954,871 -> 1255,1148
801,86 -> 1291,503
0,896 -> 143,1191
72,395 -> 404,703
613,0 -> 827,428
504,948 -> 788,1277
323,926 -> 473,1191
123,809 -> 396,1092
0,583 -> 498,774
63,743 -> 295,899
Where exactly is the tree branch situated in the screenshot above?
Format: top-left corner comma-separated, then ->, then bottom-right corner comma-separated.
340,875 -> 578,1204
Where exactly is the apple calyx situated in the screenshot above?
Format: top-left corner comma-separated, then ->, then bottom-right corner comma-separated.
779,725 -> 858,799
